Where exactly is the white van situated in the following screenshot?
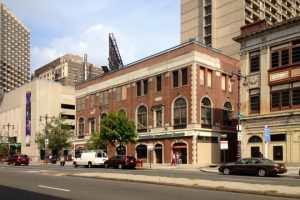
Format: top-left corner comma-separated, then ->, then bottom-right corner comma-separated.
73,150 -> 107,168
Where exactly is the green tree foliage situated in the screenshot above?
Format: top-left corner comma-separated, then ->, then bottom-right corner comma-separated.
35,116 -> 73,152
88,110 -> 137,149
0,144 -> 8,157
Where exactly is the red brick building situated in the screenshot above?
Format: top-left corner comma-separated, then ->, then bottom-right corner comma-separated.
74,41 -> 240,166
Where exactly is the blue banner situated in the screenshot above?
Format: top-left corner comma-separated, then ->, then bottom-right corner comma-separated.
264,126 -> 270,143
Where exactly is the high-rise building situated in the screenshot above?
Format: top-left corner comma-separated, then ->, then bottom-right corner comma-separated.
0,3 -> 30,93
34,54 -> 103,87
181,0 -> 300,59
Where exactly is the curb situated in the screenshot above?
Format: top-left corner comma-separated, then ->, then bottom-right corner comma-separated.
69,173 -> 300,199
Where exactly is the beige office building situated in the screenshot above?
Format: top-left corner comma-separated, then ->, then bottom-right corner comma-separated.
234,17 -> 300,164
0,3 -> 30,93
181,0 -> 300,59
34,54 -> 103,87
0,79 -> 75,161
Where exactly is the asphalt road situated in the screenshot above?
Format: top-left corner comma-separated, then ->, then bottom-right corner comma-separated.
0,165 -> 296,200
1,163 -> 299,187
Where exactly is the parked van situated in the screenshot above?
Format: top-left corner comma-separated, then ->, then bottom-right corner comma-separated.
73,150 -> 107,168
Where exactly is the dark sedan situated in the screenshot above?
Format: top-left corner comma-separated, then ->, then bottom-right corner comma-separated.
218,157 -> 287,177
104,156 -> 136,169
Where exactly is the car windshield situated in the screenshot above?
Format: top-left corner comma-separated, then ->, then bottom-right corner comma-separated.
20,155 -> 27,158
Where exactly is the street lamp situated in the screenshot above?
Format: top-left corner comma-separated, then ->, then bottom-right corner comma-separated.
3,123 -> 15,155
40,114 -> 54,163
230,70 -> 248,160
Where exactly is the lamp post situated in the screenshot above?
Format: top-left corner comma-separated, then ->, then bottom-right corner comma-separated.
40,114 -> 54,163
3,123 -> 15,155
231,70 -> 248,160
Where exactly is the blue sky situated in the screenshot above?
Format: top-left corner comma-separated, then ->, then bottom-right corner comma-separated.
2,0 -> 180,73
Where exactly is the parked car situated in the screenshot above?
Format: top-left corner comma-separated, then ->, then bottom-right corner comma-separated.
104,155 -> 136,169
7,154 -> 29,166
218,157 -> 287,177
73,150 -> 107,168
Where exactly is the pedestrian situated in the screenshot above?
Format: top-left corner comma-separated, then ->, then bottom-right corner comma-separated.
259,152 -> 264,158
171,152 -> 176,166
176,152 -> 180,165
60,155 -> 65,166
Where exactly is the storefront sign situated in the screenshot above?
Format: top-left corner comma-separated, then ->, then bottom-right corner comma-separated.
25,89 -> 31,146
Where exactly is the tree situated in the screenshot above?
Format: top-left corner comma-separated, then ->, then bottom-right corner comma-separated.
35,116 -> 73,154
88,110 -> 137,150
0,144 -> 9,157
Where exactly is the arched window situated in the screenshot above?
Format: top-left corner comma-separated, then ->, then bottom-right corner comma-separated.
223,102 -> 232,126
248,136 -> 263,143
201,98 -> 212,128
78,118 -> 84,136
89,118 -> 96,134
173,98 -> 187,128
137,105 -> 147,132
136,144 -> 147,159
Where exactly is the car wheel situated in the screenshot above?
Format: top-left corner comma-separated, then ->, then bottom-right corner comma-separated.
88,162 -> 93,168
73,162 -> 78,168
26,163 -> 28,166
223,167 -> 231,175
104,163 -> 108,169
258,168 -> 267,177
118,163 -> 123,169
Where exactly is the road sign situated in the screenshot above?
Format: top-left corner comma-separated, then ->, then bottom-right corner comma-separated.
220,141 -> 228,150
237,132 -> 243,141
236,114 -> 244,119
264,126 -> 270,143
45,138 -> 49,147
148,145 -> 154,151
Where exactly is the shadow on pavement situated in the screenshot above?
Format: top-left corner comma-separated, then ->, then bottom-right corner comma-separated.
0,185 -> 70,200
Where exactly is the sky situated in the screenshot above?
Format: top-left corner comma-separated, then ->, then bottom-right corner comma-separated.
2,0 -> 180,73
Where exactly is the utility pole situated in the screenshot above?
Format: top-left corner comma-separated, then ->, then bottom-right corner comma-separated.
3,123 -> 14,156
40,114 -> 53,163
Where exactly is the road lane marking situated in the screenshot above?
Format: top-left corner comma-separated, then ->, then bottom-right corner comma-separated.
38,185 -> 70,192
25,170 -> 51,173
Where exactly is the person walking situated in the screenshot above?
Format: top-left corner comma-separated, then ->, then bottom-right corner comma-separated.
176,152 -> 180,165
171,152 -> 176,166
60,155 -> 65,166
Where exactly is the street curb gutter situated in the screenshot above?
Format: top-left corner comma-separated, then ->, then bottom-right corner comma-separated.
69,173 -> 300,199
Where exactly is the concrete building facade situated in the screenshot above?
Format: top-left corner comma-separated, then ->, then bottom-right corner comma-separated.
75,41 -> 240,166
34,54 -> 103,87
181,0 -> 300,59
0,80 -> 75,161
0,3 -> 30,93
234,17 -> 300,164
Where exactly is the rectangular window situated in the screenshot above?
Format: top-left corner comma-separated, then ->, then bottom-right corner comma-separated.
81,98 -> 85,110
271,93 -> 280,109
281,49 -> 289,65
61,104 -> 75,110
181,68 -> 188,86
271,134 -> 286,141
207,70 -> 212,87
90,94 -> 95,108
121,85 -> 127,100
281,91 -> 290,107
228,76 -> 232,92
173,70 -> 179,88
156,75 -> 162,92
292,46 -> 300,63
271,51 -> 279,68
156,109 -> 162,127
136,81 -> 142,96
221,75 -> 226,90
99,91 -> 108,105
250,53 -> 260,72
292,89 -> 300,105
143,79 -> 148,95
200,68 -> 205,85
250,95 -> 260,113
115,87 -> 121,101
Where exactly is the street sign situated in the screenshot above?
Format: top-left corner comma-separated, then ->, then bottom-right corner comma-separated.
236,114 -> 244,119
237,132 -> 243,141
236,125 -> 242,131
220,141 -> 228,150
264,126 -> 271,143
45,138 -> 49,147
148,145 -> 154,151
